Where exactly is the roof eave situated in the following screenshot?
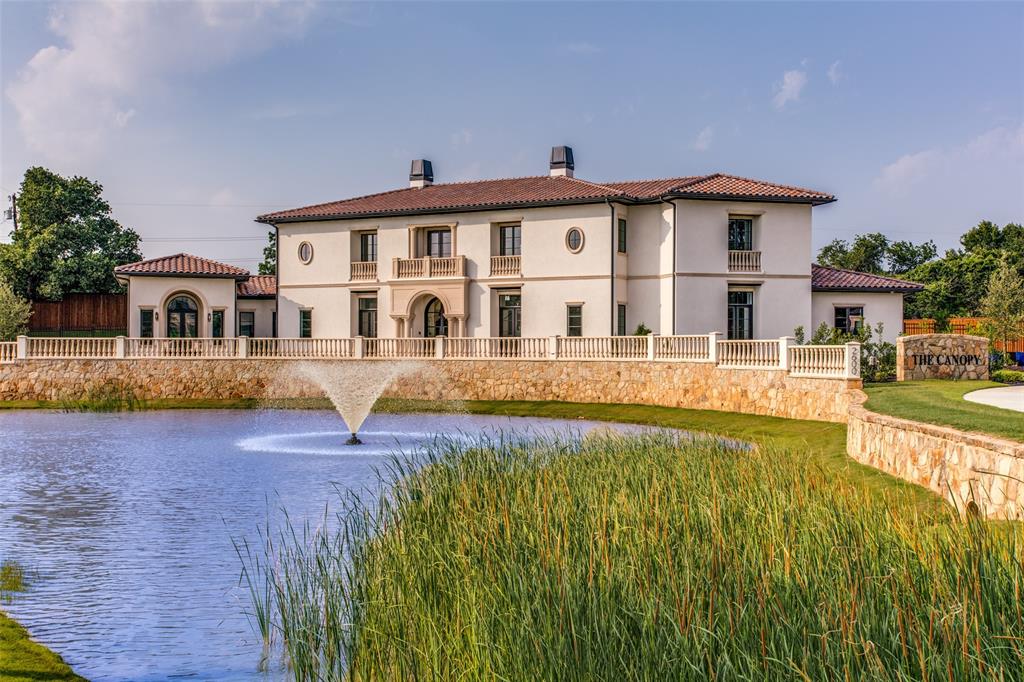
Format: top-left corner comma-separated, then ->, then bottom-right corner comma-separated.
812,285 -> 923,294
114,271 -> 249,281
256,195 -> 632,224
667,192 -> 836,206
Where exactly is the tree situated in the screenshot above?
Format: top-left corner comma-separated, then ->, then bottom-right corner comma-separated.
0,167 -> 141,300
816,233 -> 891,273
978,258 -> 1024,364
886,239 -> 937,274
0,282 -> 32,340
258,230 -> 276,275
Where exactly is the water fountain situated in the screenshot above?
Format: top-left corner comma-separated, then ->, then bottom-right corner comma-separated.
294,360 -> 427,445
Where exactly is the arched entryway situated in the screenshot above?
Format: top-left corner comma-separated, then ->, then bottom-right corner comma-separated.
423,297 -> 448,337
166,294 -> 199,338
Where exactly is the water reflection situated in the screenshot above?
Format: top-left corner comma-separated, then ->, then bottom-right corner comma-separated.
0,410 -> 652,681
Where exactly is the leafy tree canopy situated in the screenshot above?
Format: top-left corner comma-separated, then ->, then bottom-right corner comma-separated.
816,232 -> 936,275
258,230 -> 276,276
0,167 -> 141,300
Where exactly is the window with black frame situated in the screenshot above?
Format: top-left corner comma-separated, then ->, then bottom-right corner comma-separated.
499,224 -> 521,256
358,297 -> 378,337
299,310 -> 312,338
617,304 -> 627,336
728,217 -> 753,251
617,218 -> 627,253
360,232 -> 378,262
727,290 -> 754,340
426,229 -> 452,258
140,309 -> 154,338
211,310 -> 224,338
424,297 -> 448,337
834,306 -> 864,334
239,311 -> 255,337
498,292 -> 521,338
566,304 -> 583,337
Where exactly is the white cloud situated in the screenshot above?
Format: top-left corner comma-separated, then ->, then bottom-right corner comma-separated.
772,69 -> 807,110
565,42 -> 601,55
874,124 -> 1024,195
6,1 -> 314,163
693,126 -> 713,152
449,129 -> 473,146
827,60 -> 842,85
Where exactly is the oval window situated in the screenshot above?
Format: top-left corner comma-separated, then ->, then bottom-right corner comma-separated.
298,241 -> 314,264
565,228 -> 584,253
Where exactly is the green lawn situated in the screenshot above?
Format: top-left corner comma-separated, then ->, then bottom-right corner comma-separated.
0,611 -> 85,682
864,380 -> 1024,442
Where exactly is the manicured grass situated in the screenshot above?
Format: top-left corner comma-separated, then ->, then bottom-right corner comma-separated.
0,611 -> 85,682
864,380 -> 1024,442
243,430 -> 1021,680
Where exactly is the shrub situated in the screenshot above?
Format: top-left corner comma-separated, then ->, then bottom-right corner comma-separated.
992,369 -> 1024,384
0,281 -> 31,340
633,323 -> 652,336
795,320 -> 896,382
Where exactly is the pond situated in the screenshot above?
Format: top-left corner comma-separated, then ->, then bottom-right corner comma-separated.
0,409 -> 652,681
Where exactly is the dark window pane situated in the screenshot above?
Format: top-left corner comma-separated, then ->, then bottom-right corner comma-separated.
617,304 -> 627,336
211,310 -> 224,338
239,312 -> 255,337
567,305 -> 583,337
300,310 -> 312,338
834,306 -> 864,334
427,230 -> 452,258
728,218 -> 753,251
140,310 -> 153,338
500,225 -> 521,256
727,290 -> 754,340
360,233 -> 378,262
424,297 -> 448,337
358,297 -> 378,338
617,218 -> 627,253
566,228 -> 583,252
498,293 -> 521,338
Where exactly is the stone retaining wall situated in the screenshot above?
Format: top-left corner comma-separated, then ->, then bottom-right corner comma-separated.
0,358 -> 859,423
897,333 -> 989,381
847,391 -> 1024,519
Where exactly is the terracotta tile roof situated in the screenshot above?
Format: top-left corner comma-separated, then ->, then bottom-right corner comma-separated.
114,253 -> 250,279
237,275 -> 277,297
811,264 -> 924,293
258,173 -> 834,222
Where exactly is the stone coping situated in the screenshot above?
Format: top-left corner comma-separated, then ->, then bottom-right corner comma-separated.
850,390 -> 1024,458
898,333 -> 990,343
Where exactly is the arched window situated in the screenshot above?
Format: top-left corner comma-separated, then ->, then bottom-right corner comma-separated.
423,297 -> 448,338
167,295 -> 199,338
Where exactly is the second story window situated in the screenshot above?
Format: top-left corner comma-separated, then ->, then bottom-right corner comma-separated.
426,229 -> 452,258
617,218 -> 627,253
359,232 -> 378,262
499,224 -> 521,256
728,217 -> 753,251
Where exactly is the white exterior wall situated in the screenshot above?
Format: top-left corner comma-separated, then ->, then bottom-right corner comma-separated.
811,291 -> 905,342
126,275 -> 238,338
271,195 -> 825,340
673,199 -> 812,337
276,202 -> 617,339
237,298 -> 277,338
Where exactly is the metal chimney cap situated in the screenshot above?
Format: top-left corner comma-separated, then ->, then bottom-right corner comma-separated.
549,146 -> 574,170
409,159 -> 434,182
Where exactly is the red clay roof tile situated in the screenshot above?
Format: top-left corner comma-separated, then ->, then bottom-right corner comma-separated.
812,264 -> 924,293
236,275 -> 277,297
114,253 -> 249,278
258,173 -> 834,222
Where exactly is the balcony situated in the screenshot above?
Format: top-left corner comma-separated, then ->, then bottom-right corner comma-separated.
392,255 -> 466,279
728,250 -> 761,272
490,255 -> 521,277
350,261 -> 377,281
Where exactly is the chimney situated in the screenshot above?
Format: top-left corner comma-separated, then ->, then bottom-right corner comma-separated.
409,159 -> 434,188
549,146 -> 574,178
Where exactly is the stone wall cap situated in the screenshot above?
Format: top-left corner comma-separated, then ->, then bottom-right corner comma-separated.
898,333 -> 990,343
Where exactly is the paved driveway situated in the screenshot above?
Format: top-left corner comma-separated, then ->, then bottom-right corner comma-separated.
964,385 -> 1024,413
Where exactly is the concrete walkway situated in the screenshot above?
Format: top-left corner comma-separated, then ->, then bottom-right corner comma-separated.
964,385 -> 1024,413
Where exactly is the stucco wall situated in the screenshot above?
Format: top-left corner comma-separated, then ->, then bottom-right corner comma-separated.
811,291 -> 904,342
0,358 -> 858,423
847,393 -> 1023,519
897,334 -> 989,381
126,275 -> 238,338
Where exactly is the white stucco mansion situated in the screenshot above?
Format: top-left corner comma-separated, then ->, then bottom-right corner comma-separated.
115,147 -> 921,341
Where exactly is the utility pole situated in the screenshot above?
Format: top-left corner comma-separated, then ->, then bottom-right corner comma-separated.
4,194 -> 15,233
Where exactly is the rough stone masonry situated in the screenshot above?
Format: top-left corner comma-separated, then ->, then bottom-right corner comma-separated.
897,334 -> 989,381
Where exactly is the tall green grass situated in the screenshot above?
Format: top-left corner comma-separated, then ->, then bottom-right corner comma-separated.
241,432 -> 1023,680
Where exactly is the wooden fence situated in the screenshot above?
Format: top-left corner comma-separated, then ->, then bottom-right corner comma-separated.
903,317 -> 1024,353
29,294 -> 127,336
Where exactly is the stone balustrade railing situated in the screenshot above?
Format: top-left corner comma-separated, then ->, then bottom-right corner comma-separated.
6,334 -> 861,378
349,261 -> 377,281
392,255 -> 466,279
728,250 -> 762,272
489,255 -> 521,277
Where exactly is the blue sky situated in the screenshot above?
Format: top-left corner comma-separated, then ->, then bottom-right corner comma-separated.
2,1 -> 1022,269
